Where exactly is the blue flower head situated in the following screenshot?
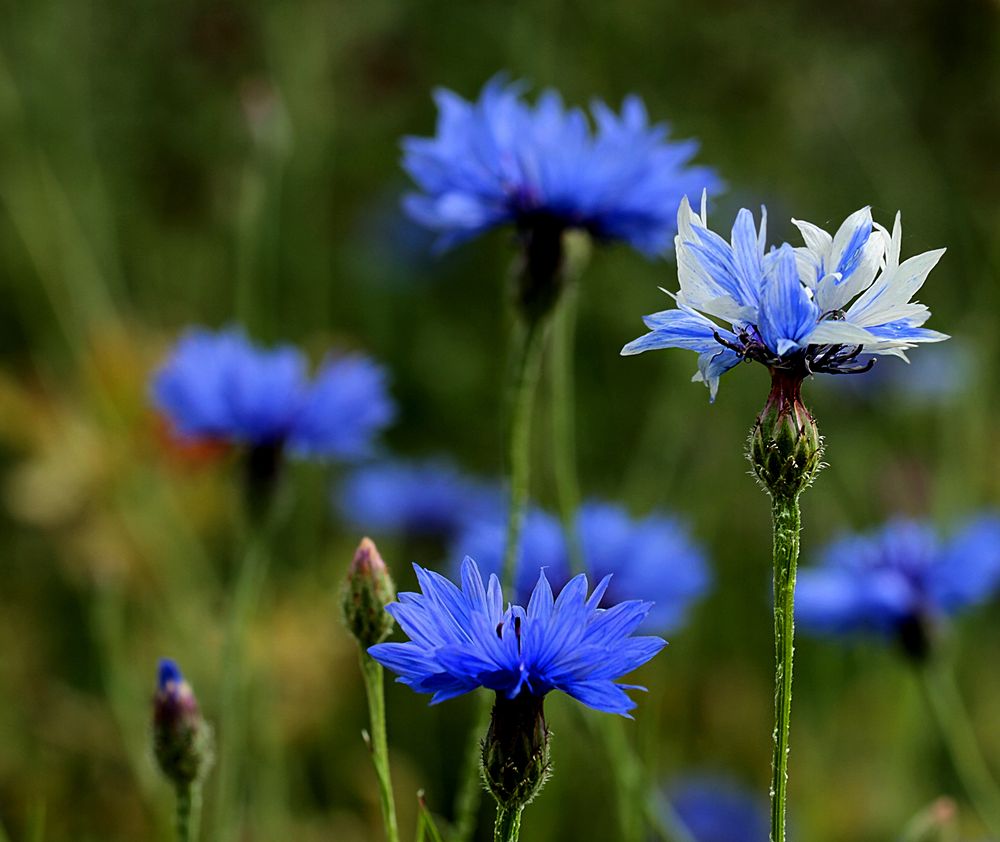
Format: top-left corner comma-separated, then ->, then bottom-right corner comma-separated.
152,327 -> 395,461
402,76 -> 721,256
368,557 -> 666,717
335,458 -> 501,538
158,657 -> 184,691
666,776 -> 770,842
622,197 -> 949,399
796,515 -> 1000,648
450,500 -> 710,633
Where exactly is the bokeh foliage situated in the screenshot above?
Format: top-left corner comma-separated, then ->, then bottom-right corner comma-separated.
1,0 -> 999,840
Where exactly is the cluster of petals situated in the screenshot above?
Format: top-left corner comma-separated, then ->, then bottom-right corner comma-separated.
623,195 -> 948,399
369,557 -> 666,717
796,515 -> 1000,637
402,76 -> 720,255
152,327 -> 394,460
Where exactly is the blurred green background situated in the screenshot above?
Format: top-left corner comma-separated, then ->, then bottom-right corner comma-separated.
2,0 -> 1000,839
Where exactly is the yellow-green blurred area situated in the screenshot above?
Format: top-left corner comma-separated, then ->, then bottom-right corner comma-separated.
1,1 -> 1000,840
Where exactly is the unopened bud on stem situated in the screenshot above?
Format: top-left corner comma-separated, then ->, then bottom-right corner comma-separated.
749,369 -> 823,499
341,537 -> 395,649
152,659 -> 213,788
482,691 -> 551,812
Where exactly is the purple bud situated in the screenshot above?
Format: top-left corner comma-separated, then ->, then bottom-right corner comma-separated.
153,659 -> 212,786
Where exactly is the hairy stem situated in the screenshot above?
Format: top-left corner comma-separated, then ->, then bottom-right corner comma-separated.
769,494 -> 800,842
920,661 -> 1000,837
493,806 -> 522,842
359,654 -> 400,842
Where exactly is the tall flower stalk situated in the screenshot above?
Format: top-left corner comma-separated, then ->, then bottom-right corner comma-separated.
623,198 -> 948,841
153,660 -> 213,842
401,75 -> 719,840
342,538 -> 400,842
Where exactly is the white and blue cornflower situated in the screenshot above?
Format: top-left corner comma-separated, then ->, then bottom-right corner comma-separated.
796,515 -> 1000,651
622,196 -> 949,399
368,557 -> 666,717
152,326 -> 395,460
402,76 -> 721,256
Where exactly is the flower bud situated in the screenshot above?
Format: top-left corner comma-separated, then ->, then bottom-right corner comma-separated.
341,537 -> 396,648
482,691 -> 551,811
152,659 -> 213,787
749,369 -> 823,499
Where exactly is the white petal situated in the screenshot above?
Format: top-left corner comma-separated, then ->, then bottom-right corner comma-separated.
806,320 -> 877,347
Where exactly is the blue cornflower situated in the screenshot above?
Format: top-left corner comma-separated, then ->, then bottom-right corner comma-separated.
402,76 -> 720,256
666,776 -> 770,842
368,557 -> 666,717
451,500 -> 709,633
796,516 -> 1000,644
451,506 -> 571,603
152,326 -> 395,460
335,458 -> 501,538
622,196 -> 949,399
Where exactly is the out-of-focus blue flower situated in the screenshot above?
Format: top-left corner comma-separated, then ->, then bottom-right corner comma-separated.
402,76 -> 721,256
336,458 -> 501,538
817,341 -> 973,408
622,198 -> 948,399
369,557 -> 666,716
152,327 -> 395,460
452,506 -> 570,602
797,515 -> 1000,639
450,500 -> 710,633
666,775 -> 770,842
576,501 -> 709,632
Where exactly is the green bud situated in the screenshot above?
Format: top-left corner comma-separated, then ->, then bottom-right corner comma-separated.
749,369 -> 823,499
482,692 -> 551,811
341,537 -> 395,649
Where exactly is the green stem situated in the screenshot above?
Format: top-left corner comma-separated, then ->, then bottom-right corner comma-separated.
360,654 -> 400,842
599,717 -> 643,842
212,516 -> 274,842
453,691 -> 492,842
174,782 -> 202,842
769,494 -> 800,842
502,314 -> 547,586
550,282 -> 584,574
920,661 -> 1000,837
493,806 -> 522,842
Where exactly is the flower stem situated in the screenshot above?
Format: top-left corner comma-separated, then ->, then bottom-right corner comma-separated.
919,661 -> 1000,837
453,691 -> 492,842
550,281 -> 584,574
502,314 -> 547,585
493,806 -> 522,842
769,493 -> 801,842
212,513 -> 275,842
174,782 -> 202,842
359,653 -> 400,842
598,716 -> 644,842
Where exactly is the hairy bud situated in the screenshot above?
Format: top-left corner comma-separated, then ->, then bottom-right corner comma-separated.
749,369 -> 823,499
482,692 -> 551,811
342,537 -> 396,649
152,659 -> 213,787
